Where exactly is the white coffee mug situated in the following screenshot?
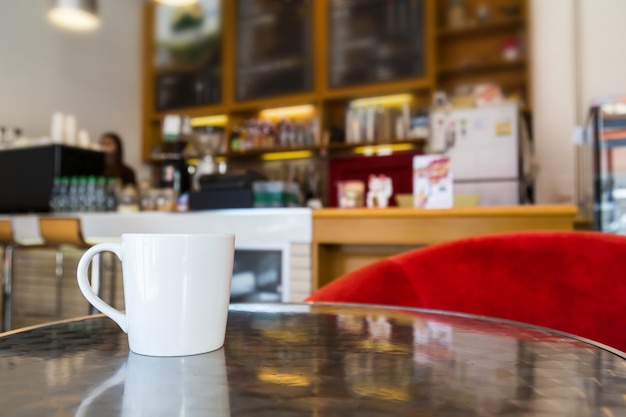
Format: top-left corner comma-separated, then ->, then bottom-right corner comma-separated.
77,233 -> 235,357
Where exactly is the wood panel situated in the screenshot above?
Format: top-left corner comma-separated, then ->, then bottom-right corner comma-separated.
312,205 -> 578,290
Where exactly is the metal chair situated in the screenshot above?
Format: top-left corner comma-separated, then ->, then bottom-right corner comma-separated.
38,217 -> 103,317
0,219 -> 17,332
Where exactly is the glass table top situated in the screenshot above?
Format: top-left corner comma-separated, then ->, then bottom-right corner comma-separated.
0,303 -> 625,416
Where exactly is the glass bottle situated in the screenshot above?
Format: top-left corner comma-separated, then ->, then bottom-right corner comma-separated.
105,177 -> 118,212
85,175 -> 97,212
68,176 -> 80,212
95,176 -> 107,212
77,176 -> 88,212
58,177 -> 70,212
49,177 -> 61,212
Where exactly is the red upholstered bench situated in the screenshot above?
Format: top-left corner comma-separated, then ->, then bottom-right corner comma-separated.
307,231 -> 626,353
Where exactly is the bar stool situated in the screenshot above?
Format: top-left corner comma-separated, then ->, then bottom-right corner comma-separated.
0,219 -> 52,331
0,219 -> 16,332
38,217 -> 103,317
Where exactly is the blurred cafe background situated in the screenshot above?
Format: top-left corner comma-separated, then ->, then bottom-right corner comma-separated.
0,0 -> 625,328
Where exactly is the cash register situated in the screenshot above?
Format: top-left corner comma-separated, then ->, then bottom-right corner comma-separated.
188,170 -> 266,210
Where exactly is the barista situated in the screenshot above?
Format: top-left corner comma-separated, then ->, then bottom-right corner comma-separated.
99,132 -> 137,187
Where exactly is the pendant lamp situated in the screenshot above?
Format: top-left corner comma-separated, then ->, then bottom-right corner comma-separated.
154,0 -> 199,6
48,0 -> 100,31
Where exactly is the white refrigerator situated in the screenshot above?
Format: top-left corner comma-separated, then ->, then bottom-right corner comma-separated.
429,103 -> 531,206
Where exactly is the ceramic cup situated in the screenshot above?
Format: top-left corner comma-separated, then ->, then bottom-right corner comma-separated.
77,233 -> 235,357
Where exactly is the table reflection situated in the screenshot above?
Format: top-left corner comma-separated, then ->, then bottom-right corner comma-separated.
76,350 -> 229,417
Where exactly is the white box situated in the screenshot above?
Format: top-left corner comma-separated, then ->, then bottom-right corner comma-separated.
413,155 -> 453,209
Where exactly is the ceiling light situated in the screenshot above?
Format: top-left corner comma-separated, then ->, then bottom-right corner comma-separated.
48,0 -> 99,32
153,0 -> 199,6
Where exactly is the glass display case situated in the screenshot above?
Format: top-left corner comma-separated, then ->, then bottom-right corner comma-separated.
328,0 -> 426,89
578,96 -> 626,234
235,0 -> 313,101
153,0 -> 222,111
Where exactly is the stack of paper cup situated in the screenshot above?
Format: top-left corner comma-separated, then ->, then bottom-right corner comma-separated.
51,112 -> 65,144
51,113 -> 84,146
65,114 -> 77,145
78,129 -> 91,148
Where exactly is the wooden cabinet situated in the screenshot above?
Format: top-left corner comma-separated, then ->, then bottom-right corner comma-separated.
141,0 -> 437,161
141,0 -> 530,203
234,0 -> 314,101
435,0 -> 530,109
327,0 -> 427,89
150,1 -> 223,112
312,205 -> 578,289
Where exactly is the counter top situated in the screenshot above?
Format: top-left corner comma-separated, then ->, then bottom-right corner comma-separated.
312,204 -> 579,218
313,204 -> 578,245
4,205 -> 578,246
7,208 -> 313,246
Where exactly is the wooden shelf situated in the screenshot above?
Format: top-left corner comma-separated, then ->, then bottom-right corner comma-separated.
226,145 -> 319,158
434,0 -> 529,110
222,138 -> 427,159
326,138 -> 426,150
142,1 -> 439,162
321,78 -> 433,101
142,0 -> 531,191
437,17 -> 526,40
151,104 -> 228,121
229,93 -> 319,112
437,58 -> 526,78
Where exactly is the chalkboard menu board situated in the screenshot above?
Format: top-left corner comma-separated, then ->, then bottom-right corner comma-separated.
329,0 -> 425,89
235,0 -> 313,101
153,1 -> 222,111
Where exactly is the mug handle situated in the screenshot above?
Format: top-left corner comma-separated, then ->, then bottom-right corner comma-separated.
77,242 -> 128,333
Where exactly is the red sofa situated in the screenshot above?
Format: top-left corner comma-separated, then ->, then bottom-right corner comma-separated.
307,231 -> 626,353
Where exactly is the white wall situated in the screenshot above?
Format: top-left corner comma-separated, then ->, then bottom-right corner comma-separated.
530,0 -> 577,204
0,0 -> 145,179
531,0 -> 626,204
578,0 -> 626,117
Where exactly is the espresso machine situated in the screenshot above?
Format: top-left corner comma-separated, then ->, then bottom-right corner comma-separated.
0,144 -> 105,213
155,115 -> 193,194
182,124 -> 268,210
157,156 -> 190,194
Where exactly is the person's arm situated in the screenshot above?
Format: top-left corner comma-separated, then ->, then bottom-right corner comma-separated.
122,165 -> 137,186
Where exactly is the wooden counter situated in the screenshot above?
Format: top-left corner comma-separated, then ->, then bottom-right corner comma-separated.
312,205 -> 579,290
3,209 -> 313,330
